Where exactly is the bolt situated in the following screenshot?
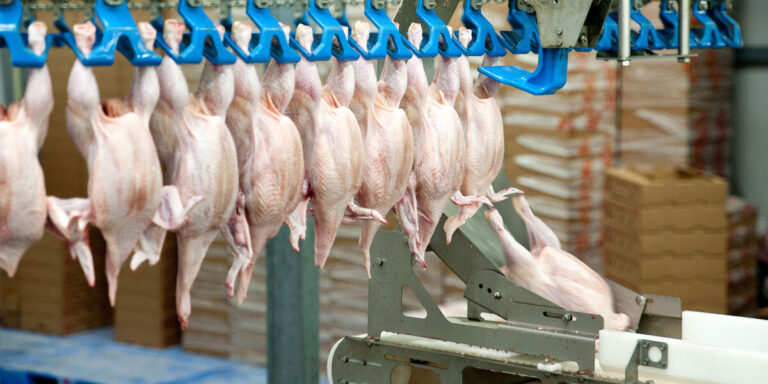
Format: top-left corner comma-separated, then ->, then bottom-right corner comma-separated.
579,35 -> 588,44
376,258 -> 385,266
556,38 -> 563,46
561,313 -> 572,322
636,295 -> 645,305
659,344 -> 666,351
555,28 -> 563,36
493,291 -> 502,299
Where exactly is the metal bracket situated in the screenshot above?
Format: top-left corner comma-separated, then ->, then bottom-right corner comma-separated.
625,339 -> 669,384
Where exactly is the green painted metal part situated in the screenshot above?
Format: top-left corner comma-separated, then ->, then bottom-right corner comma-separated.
267,220 -> 319,384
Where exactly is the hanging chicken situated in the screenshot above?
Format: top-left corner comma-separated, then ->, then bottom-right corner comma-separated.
65,21 -> 164,304
144,20 -> 249,327
348,21 -> 415,276
485,193 -> 630,331
225,22 -> 305,304
399,23 -> 490,267
285,24 -> 386,268
0,22 -> 55,278
443,28 -> 517,243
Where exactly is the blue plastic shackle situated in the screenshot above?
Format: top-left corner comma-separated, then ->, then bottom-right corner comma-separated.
0,0 -> 51,67
691,0 -> 726,48
349,0 -> 413,60
459,0 -> 508,57
402,0 -> 463,58
708,0 -> 742,48
499,0 -> 539,54
55,0 -> 161,66
658,0 -> 680,49
624,5 -> 667,50
153,0 -> 237,64
291,0 -> 359,61
478,46 -> 568,95
223,0 -> 301,63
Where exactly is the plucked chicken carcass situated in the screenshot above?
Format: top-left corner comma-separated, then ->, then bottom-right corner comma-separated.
65,21 -> 163,304
443,28 -> 517,243
286,24 -> 386,268
146,20 -> 247,327
399,23 -> 489,267
348,21 -> 415,276
0,22 -> 54,278
485,194 -> 630,331
225,22 -> 304,304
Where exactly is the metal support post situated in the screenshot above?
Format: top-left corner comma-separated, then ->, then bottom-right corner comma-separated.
678,0 -> 691,62
618,0 -> 632,66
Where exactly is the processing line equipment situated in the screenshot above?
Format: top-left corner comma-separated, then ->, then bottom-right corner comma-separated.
0,0 -> 756,383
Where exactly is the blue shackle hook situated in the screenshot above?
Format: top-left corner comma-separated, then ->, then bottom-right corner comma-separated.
402,0 -> 463,58
55,0 -> 161,66
459,0 -> 508,57
499,0 -> 539,54
0,0 -> 52,67
153,0 -> 237,64
691,0 -> 726,48
623,4 -> 667,50
350,0 -> 413,60
479,46 -> 569,95
659,0 -> 680,49
223,0 -> 301,63
708,0 -> 742,48
291,0 -> 360,61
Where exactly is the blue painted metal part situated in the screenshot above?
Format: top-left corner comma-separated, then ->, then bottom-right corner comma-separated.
402,0 -> 463,58
54,0 -> 161,66
458,0 -> 508,57
691,0 -> 726,48
659,0 -> 680,49
338,8 -> 351,28
222,1 -> 301,63
0,0 -> 51,67
708,1 -> 742,48
291,0 -> 359,61
499,0 -> 538,54
627,7 -> 667,50
153,0 -> 237,64
350,0 -> 413,60
478,46 -> 569,95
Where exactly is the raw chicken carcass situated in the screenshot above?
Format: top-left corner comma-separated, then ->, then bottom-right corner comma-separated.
484,195 -> 630,331
399,23 -> 489,266
0,22 -> 54,277
65,21 -> 163,303
225,22 -> 304,304
145,20 -> 247,327
348,21 -> 415,276
443,28 -> 517,243
286,24 -> 386,268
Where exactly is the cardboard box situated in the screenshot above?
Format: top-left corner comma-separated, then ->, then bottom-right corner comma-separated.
603,252 -> 726,282
603,226 -> 726,257
605,166 -> 727,207
604,198 -> 726,232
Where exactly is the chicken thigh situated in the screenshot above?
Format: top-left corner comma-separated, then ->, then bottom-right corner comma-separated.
0,22 -> 53,277
399,23 -> 488,267
145,20 -> 245,327
348,21 -> 414,276
286,24 -> 385,268
443,28 -> 515,243
66,22 -> 163,304
485,195 -> 630,331
225,22 -> 305,304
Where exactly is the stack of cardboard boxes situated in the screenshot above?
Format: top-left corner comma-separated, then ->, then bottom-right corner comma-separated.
0,231 -> 112,334
502,52 -> 617,270
114,236 -> 180,347
726,197 -> 759,316
603,166 -> 729,313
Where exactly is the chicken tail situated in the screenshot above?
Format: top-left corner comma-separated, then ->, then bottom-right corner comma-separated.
176,231 -> 218,328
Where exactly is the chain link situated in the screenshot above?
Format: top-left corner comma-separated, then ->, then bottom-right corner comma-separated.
27,0 -> 405,11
